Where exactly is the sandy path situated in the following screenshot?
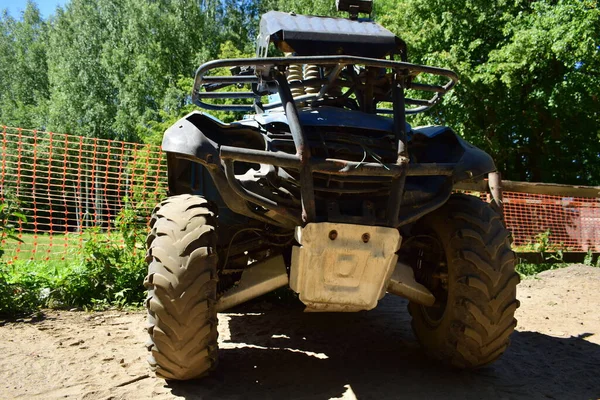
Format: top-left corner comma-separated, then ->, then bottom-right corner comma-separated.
1,265 -> 599,400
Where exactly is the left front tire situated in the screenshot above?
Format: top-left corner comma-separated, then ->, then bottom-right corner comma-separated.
144,194 -> 219,380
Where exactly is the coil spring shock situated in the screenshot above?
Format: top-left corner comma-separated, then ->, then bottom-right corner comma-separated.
285,53 -> 305,98
304,64 -> 320,95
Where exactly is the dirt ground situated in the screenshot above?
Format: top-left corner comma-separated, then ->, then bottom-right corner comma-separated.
1,264 -> 599,400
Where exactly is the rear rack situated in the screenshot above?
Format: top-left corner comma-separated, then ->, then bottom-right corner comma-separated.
191,56 -> 459,228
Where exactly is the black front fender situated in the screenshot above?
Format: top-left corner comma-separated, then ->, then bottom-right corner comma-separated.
411,126 -> 496,182
162,112 -> 221,164
162,112 -> 294,228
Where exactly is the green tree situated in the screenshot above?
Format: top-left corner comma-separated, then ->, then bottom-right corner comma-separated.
260,0 -> 339,17
44,0 -> 251,142
379,0 -> 600,184
46,0 -> 117,139
0,2 -> 49,129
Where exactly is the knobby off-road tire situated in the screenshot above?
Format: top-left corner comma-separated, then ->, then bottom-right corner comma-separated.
144,194 -> 219,380
408,194 -> 520,368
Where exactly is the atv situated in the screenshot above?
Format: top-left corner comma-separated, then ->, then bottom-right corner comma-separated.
144,0 -> 519,380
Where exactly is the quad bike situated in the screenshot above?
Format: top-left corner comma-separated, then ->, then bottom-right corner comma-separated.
144,0 -> 519,380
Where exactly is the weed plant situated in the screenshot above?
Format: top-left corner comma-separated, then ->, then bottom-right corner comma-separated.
0,205 -> 147,318
514,230 -> 598,278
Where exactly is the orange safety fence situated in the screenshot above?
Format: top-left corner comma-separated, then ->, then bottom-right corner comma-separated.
0,126 -> 167,263
0,126 -> 598,264
502,191 -> 599,252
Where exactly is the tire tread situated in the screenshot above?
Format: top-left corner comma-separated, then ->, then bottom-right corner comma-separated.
409,194 -> 519,368
145,194 -> 219,380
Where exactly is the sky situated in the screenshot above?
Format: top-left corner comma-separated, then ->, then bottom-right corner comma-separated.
1,0 -> 67,19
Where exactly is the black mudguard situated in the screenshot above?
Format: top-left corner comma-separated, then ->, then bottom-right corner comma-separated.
163,110 -> 495,186
411,125 -> 496,183
162,111 -> 267,226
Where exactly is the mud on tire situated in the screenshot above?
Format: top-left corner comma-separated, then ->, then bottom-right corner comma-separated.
406,194 -> 520,368
144,194 -> 219,380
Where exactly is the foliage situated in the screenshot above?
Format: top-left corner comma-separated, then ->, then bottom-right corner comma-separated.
516,230 -> 566,255
0,0 -> 257,142
0,4 -> 49,129
206,41 -> 255,123
0,264 -> 49,318
583,249 -> 600,268
48,222 -> 146,309
2,0 -> 598,183
0,196 -> 44,317
135,75 -> 197,146
260,0 -> 340,18
378,0 -> 600,185
0,195 -> 27,259
514,230 -> 568,278
515,262 -> 561,278
0,207 -> 147,318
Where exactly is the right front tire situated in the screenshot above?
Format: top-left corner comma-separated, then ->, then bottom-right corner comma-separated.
404,194 -> 519,368
144,194 -> 219,380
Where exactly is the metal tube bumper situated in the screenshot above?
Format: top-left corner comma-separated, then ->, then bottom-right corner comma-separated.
220,146 -> 455,177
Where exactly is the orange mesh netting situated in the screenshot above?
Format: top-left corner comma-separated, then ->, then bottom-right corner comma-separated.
0,126 -> 598,263
0,126 -> 166,263
502,191 -> 599,252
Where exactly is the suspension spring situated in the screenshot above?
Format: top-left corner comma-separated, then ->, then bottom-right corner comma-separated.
304,64 -> 320,95
285,53 -> 305,98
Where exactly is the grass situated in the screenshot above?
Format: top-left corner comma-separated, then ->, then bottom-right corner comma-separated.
1,232 -> 121,263
515,261 -> 566,278
0,229 -> 146,318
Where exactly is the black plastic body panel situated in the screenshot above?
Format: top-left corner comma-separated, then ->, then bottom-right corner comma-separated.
411,125 -> 495,182
163,110 -> 495,229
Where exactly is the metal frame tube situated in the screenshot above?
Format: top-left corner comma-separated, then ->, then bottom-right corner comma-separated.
386,72 -> 408,226
274,72 -> 316,223
220,145 -> 454,177
198,56 -> 461,229
223,159 -> 301,227
192,55 -> 458,113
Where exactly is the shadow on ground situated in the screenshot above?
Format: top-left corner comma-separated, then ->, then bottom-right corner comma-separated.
166,296 -> 600,400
